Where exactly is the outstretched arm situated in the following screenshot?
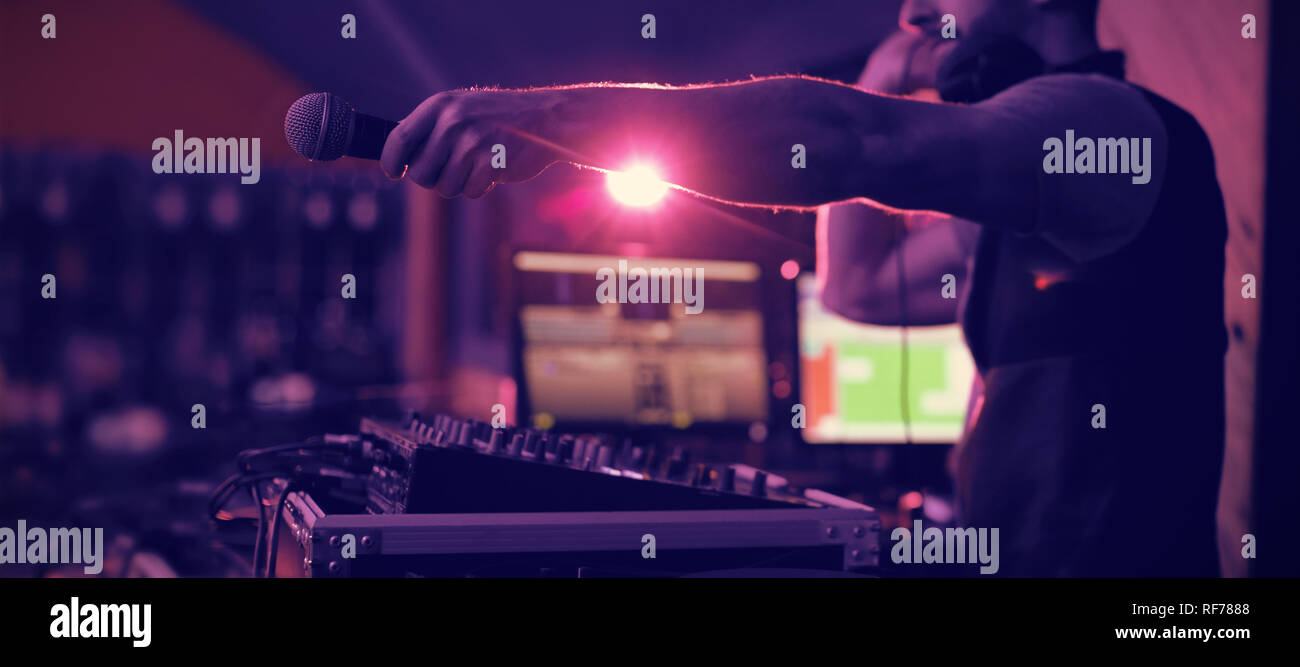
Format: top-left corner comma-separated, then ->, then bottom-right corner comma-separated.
380,77 -> 1035,226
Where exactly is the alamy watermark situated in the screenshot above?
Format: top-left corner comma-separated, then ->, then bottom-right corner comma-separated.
0,520 -> 103,575
596,259 -> 704,315
890,519 -> 999,574
50,597 -> 151,648
152,130 -> 261,185
1042,130 -> 1152,185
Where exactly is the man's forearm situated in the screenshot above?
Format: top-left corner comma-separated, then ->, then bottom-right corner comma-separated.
533,77 -> 911,209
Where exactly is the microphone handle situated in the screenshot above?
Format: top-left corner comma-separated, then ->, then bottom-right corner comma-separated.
347,113 -> 399,160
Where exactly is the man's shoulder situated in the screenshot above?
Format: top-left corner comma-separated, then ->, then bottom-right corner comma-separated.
1124,84 -> 1216,153
1037,75 -> 1214,158
980,72 -> 1167,138
991,70 -> 1138,100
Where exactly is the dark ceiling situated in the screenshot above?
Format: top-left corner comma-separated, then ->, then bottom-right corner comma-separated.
183,0 -> 903,122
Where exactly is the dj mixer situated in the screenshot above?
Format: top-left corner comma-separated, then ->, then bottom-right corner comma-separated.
275,415 -> 881,577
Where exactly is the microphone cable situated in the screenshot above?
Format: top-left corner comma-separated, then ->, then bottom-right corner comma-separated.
894,216 -> 914,446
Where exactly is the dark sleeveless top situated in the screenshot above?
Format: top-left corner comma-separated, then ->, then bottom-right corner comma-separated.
954,52 -> 1227,576
960,52 -> 1228,370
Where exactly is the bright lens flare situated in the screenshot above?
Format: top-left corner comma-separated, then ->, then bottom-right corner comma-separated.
606,165 -> 668,207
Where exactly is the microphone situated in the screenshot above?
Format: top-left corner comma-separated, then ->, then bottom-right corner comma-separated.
284,92 -> 397,161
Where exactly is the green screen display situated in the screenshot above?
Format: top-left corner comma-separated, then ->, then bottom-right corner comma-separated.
798,276 -> 974,443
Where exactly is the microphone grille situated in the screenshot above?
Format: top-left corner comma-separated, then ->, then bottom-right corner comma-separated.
284,92 -> 355,161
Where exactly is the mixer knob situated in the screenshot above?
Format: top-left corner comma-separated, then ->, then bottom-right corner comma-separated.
615,439 -> 633,469
488,429 -> 506,454
571,437 -> 588,466
628,445 -> 647,470
533,433 -> 550,461
455,421 -> 473,447
554,435 -> 574,465
751,470 -> 768,497
596,444 -> 614,469
665,447 -> 691,480
721,466 -> 737,492
641,445 -> 661,478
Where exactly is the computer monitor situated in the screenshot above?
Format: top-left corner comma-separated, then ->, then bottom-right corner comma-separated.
796,274 -> 975,444
514,251 -> 769,431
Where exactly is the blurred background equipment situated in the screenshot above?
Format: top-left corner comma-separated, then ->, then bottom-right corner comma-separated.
514,251 -> 768,431
797,275 -> 974,444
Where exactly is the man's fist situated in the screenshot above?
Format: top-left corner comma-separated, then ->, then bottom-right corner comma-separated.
381,89 -> 561,198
